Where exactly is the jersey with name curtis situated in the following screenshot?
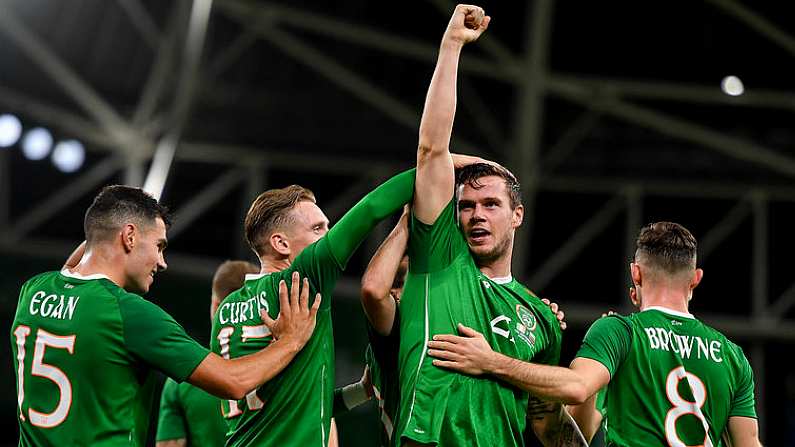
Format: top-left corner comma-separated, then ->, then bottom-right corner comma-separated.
217,291 -> 269,325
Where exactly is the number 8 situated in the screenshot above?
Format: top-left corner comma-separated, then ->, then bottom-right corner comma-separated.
664,366 -> 713,447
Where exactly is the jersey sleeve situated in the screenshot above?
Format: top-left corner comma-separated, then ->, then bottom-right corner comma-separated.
729,347 -> 757,418
326,168 -> 415,266
118,294 -> 210,382
289,169 -> 416,308
575,315 -> 633,377
531,304 -> 563,366
156,378 -> 188,442
408,199 -> 469,273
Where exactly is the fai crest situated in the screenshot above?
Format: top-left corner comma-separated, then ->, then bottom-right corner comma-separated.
515,304 -> 537,347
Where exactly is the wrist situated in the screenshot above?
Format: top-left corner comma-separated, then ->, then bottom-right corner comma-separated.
440,37 -> 465,52
341,381 -> 371,409
484,350 -> 504,375
275,335 -> 304,354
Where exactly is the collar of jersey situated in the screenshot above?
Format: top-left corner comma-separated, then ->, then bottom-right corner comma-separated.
245,272 -> 269,281
486,275 -> 513,285
642,306 -> 695,320
60,268 -> 111,281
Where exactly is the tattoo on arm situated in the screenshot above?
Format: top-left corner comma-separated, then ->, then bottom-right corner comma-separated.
527,396 -> 558,420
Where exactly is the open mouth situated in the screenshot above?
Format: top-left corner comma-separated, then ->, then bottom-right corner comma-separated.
468,228 -> 491,243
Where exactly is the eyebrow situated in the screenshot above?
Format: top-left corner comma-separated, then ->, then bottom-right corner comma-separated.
159,238 -> 169,249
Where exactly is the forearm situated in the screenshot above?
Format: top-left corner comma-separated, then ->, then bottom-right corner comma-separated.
156,440 -> 186,447
489,353 -> 589,404
418,41 -> 462,157
332,381 -> 371,417
190,338 -> 302,400
361,219 -> 407,334
327,169 -> 415,266
566,394 -> 602,443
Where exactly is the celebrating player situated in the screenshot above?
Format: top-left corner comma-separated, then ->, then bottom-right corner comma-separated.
11,186 -> 320,446
210,169 -> 416,446
395,5 -> 585,446
155,260 -> 259,447
429,222 -> 762,446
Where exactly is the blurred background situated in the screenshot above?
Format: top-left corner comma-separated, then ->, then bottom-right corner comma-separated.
1,0 -> 794,445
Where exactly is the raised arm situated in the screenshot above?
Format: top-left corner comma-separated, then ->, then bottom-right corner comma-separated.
360,207 -> 409,336
414,5 -> 490,224
190,273 -> 321,399
325,168 -> 415,269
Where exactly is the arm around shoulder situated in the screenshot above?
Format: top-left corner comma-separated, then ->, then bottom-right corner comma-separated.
192,273 -> 321,400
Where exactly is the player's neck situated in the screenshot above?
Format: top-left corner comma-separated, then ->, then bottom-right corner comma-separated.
477,254 -> 512,279
638,287 -> 691,314
70,246 -> 125,288
259,255 -> 291,273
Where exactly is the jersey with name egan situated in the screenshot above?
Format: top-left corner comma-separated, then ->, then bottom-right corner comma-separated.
11,270 -> 209,446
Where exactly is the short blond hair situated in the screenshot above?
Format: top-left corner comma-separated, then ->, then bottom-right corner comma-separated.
244,185 -> 315,256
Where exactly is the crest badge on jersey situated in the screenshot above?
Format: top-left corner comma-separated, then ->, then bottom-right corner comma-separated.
515,304 -> 537,347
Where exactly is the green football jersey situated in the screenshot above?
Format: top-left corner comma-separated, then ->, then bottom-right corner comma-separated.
156,378 -> 226,447
11,270 -> 210,446
396,200 -> 562,446
365,315 -> 401,447
210,168 -> 416,447
577,307 -> 757,447
211,239 -> 341,447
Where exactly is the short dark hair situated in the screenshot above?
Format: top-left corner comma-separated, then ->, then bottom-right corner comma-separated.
84,185 -> 172,243
636,222 -> 697,274
212,260 -> 259,300
455,163 -> 522,209
244,185 -> 316,256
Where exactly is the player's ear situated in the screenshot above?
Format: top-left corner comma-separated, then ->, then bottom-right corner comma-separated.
630,262 -> 642,287
691,268 -> 704,290
269,232 -> 290,257
121,223 -> 136,253
511,204 -> 524,228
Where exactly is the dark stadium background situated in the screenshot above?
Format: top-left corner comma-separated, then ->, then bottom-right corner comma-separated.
1,0 -> 795,445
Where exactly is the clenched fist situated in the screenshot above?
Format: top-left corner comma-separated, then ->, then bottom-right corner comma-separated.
443,4 -> 490,46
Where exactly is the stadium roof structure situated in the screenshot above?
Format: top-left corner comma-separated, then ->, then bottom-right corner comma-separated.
1,0 -> 795,431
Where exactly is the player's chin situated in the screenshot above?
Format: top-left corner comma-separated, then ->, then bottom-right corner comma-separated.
468,244 -> 493,258
137,276 -> 153,294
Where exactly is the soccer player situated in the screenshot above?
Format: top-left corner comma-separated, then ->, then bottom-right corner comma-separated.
395,5 -> 584,446
361,208 -> 569,447
210,168 -> 416,446
10,186 -> 321,446
429,222 -> 762,447
156,260 -> 259,447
